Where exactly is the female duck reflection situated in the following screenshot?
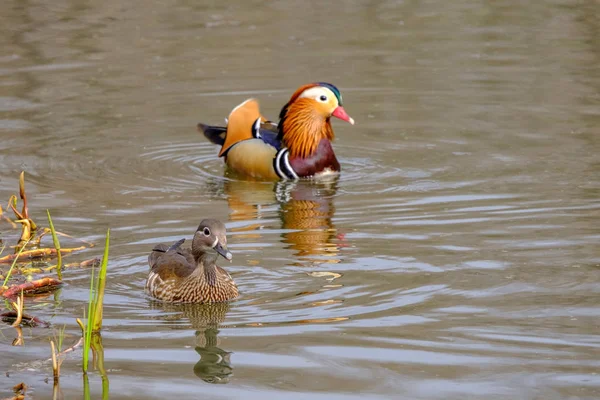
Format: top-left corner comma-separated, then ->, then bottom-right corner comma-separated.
220,178 -> 343,264
150,300 -> 233,384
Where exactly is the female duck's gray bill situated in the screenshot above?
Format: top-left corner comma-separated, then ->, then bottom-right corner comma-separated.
215,242 -> 233,261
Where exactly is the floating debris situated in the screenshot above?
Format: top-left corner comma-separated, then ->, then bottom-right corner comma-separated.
20,257 -> 101,275
1,311 -> 50,328
309,299 -> 343,306
1,382 -> 27,400
306,271 -> 342,281
0,277 -> 63,298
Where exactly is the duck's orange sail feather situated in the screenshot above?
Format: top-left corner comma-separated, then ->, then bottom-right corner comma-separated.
219,99 -> 262,157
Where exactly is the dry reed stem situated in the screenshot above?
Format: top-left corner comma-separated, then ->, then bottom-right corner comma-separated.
12,326 -> 24,346
0,246 -> 86,264
50,340 -> 60,382
10,291 -> 24,327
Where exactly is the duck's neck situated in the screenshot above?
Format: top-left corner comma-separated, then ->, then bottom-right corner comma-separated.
194,251 -> 219,286
279,101 -> 334,159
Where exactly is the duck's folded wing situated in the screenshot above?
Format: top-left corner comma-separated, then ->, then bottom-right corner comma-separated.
150,251 -> 195,279
148,238 -> 187,269
166,238 -> 185,252
151,243 -> 169,253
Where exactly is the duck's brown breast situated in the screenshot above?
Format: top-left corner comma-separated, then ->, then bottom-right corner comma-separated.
289,138 -> 340,177
146,267 -> 238,304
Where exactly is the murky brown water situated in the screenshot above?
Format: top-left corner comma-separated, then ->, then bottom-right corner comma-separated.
2,0 -> 600,399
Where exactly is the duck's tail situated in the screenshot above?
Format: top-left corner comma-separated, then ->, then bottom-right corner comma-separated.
198,123 -> 227,146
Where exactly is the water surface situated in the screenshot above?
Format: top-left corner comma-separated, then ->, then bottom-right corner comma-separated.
1,0 -> 599,399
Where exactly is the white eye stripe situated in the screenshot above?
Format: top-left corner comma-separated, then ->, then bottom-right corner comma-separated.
298,87 -> 337,105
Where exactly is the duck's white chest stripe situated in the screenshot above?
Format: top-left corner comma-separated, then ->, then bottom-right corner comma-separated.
274,148 -> 299,180
252,117 -> 262,139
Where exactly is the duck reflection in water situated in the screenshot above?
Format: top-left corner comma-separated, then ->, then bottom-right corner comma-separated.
150,301 -> 233,384
221,177 -> 343,265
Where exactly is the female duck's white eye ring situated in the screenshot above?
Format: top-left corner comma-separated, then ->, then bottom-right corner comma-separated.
203,227 -> 211,236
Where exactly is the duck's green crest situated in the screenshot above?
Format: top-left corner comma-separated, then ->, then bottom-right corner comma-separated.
316,82 -> 343,105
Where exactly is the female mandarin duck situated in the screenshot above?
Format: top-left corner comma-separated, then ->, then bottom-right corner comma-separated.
198,82 -> 354,180
146,219 -> 239,303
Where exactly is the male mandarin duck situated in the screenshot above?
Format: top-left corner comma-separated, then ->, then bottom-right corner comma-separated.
145,219 -> 239,303
198,82 -> 354,180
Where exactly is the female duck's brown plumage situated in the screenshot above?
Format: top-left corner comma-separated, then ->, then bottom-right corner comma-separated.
198,82 -> 354,180
146,219 -> 239,303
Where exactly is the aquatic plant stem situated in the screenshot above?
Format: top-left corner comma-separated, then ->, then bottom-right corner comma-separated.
2,236 -> 32,287
57,324 -> 66,352
19,172 -> 29,222
83,373 -> 91,400
83,262 -> 96,373
50,340 -> 60,383
90,333 -> 110,399
52,379 -> 60,400
46,210 -> 62,280
13,326 -> 24,346
10,290 -> 24,327
92,229 -> 109,332
82,228 -> 109,373
47,336 -> 83,361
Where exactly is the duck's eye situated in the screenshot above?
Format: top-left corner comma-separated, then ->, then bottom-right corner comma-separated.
318,95 -> 328,102
203,227 -> 211,236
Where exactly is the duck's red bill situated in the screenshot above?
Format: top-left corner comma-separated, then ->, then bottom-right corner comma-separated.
332,106 -> 355,125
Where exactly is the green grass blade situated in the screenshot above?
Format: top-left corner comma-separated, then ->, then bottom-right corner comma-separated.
2,236 -> 32,287
46,210 -> 62,280
92,229 -> 109,332
83,262 -> 96,374
57,324 -> 66,352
